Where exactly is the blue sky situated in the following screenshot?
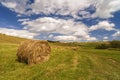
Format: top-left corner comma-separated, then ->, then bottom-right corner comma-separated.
0,0 -> 120,42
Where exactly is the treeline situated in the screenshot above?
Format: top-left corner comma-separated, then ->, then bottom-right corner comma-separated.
96,40 -> 120,49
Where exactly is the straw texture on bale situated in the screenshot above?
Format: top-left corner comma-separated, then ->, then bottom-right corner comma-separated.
17,40 -> 51,65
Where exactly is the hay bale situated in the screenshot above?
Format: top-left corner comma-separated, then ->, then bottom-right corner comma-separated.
17,40 -> 51,65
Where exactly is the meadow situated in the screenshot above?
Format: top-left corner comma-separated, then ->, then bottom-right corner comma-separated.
0,34 -> 120,80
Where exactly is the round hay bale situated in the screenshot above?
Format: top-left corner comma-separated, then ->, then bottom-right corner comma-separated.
17,40 -> 51,65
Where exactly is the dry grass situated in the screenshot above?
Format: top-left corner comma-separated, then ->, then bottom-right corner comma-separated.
17,40 -> 51,65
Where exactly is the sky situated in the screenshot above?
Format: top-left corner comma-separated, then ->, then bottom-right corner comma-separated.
0,0 -> 120,42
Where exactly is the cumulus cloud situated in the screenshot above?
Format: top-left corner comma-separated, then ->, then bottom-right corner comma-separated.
93,0 -> 120,18
18,18 -> 30,22
22,17 -> 89,35
21,17 -> 97,41
29,0 -> 92,18
103,36 -> 109,41
28,0 -> 120,19
89,21 -> 115,31
1,0 -> 120,19
0,28 -> 36,39
103,36 -> 108,40
0,0 -> 92,18
54,35 -> 97,42
82,35 -> 97,41
54,36 -> 77,41
1,2 -> 17,9
0,0 -> 29,14
112,30 -> 120,37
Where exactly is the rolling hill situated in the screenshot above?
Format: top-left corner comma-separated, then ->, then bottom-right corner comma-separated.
0,34 -> 29,44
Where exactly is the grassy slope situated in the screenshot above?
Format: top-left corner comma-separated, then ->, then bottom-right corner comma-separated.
0,34 -> 28,44
0,34 -> 120,80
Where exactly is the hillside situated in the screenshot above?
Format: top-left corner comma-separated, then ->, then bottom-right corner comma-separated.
0,34 -> 120,80
0,34 -> 28,44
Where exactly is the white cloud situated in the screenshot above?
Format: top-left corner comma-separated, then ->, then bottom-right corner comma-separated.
89,21 -> 115,31
54,36 -> 78,41
21,17 -> 97,41
1,0 -> 120,19
0,0 -> 29,14
93,0 -> 120,18
0,28 -> 36,39
103,36 -> 109,41
30,0 -> 91,17
86,37 -> 97,41
103,36 -> 108,40
1,2 -> 17,9
112,30 -> 120,37
48,34 -> 54,38
78,35 -> 97,41
22,17 -> 87,34
0,0 -> 94,19
31,0 -> 120,19
18,18 -> 30,22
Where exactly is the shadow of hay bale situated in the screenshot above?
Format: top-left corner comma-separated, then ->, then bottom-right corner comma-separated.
16,40 -> 51,65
